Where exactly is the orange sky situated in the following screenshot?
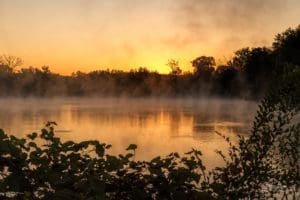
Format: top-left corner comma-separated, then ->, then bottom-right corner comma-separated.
0,0 -> 299,74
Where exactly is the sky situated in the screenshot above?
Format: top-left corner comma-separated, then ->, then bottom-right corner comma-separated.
0,0 -> 299,74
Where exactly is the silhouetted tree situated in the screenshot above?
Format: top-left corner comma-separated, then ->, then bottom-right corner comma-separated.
0,56 -> 20,95
215,65 -> 240,96
190,56 -> 215,95
191,56 -> 215,77
229,47 -> 274,97
167,59 -> 182,76
228,48 -> 251,71
273,25 -> 300,67
166,59 -> 182,95
0,55 -> 22,70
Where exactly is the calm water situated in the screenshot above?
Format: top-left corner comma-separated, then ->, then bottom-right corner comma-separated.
0,98 -> 257,168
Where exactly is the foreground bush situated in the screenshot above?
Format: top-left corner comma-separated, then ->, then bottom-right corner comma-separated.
0,65 -> 299,199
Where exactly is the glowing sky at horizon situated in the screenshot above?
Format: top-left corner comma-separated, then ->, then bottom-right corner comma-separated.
0,0 -> 299,74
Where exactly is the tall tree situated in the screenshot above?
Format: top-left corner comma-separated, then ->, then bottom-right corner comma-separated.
191,56 -> 215,76
0,55 -> 22,71
273,25 -> 300,67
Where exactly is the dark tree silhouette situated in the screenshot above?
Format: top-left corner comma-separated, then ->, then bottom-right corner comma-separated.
191,56 -> 215,76
167,59 -> 182,76
0,55 -> 22,70
273,25 -> 300,66
215,65 -> 240,96
229,47 -> 274,97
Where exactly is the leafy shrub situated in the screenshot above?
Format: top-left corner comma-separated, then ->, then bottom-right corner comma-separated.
212,64 -> 299,199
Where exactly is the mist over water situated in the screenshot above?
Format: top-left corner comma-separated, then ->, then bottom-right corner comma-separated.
0,97 -> 257,168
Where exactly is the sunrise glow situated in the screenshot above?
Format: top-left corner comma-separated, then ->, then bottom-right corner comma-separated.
1,0 -> 299,74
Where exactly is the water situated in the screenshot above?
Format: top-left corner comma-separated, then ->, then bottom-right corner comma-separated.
0,98 -> 257,169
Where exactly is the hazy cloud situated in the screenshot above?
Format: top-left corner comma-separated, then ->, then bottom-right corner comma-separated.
167,0 -> 289,53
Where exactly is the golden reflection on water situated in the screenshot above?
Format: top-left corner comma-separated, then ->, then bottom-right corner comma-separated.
0,98 -> 257,169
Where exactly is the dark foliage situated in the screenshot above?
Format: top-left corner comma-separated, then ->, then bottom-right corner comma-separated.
273,25 -> 300,67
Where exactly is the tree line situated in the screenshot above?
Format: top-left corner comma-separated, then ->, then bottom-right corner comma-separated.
0,25 -> 299,99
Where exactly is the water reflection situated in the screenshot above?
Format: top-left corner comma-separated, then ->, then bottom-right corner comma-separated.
0,98 -> 257,168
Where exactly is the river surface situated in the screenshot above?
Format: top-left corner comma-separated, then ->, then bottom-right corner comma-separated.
0,98 -> 257,168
